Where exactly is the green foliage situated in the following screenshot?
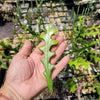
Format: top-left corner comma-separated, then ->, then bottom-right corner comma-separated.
39,25 -> 58,93
69,57 -> 91,70
81,25 -> 100,38
0,38 -> 14,50
90,50 -> 100,63
93,83 -> 100,94
0,37 -> 19,69
63,13 -> 100,99
0,58 -> 8,69
35,0 -> 44,13
62,78 -> 77,93
68,15 -> 100,66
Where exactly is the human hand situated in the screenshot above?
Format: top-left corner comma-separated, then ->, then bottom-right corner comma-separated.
0,36 -> 70,100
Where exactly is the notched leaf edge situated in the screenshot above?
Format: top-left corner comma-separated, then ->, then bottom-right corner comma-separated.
39,25 -> 58,93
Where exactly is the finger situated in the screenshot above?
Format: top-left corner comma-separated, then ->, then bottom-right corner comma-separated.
18,40 -> 32,57
51,36 -> 64,52
32,35 -> 56,55
51,55 -> 70,80
50,42 -> 67,64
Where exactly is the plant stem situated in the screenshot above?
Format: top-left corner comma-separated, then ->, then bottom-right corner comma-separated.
35,0 -> 43,13
67,39 -> 100,55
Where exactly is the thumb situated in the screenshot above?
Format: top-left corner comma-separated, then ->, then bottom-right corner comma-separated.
19,40 -> 32,57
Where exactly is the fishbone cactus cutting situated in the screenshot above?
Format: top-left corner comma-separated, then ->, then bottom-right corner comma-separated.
39,25 -> 58,93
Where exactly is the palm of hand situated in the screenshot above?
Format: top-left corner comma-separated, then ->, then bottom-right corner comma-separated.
6,49 -> 46,99
5,36 -> 70,100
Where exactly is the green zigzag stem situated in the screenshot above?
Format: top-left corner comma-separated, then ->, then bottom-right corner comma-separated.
39,25 -> 58,93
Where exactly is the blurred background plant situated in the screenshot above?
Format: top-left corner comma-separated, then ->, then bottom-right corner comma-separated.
61,5 -> 100,99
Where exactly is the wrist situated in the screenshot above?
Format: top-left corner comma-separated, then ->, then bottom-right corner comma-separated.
0,83 -> 25,100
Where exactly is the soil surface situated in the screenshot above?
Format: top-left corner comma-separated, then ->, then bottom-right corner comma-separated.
0,22 -> 14,40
